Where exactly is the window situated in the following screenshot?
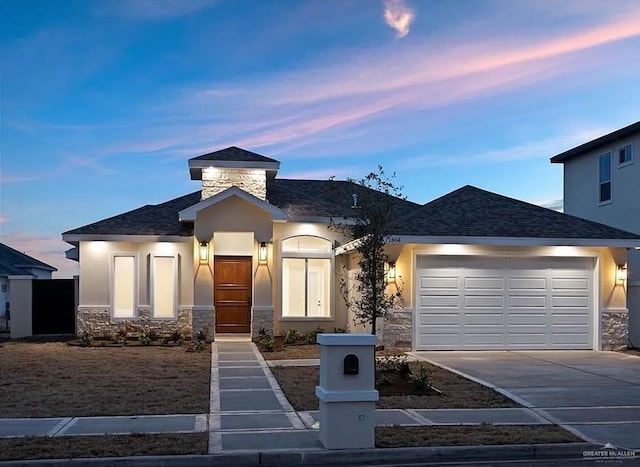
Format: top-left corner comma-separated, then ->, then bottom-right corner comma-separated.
113,255 -> 136,318
599,152 -> 611,203
618,144 -> 633,166
152,255 -> 177,318
1,284 -> 6,293
282,236 -> 332,318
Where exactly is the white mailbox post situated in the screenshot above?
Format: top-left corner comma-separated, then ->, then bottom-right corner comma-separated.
315,333 -> 378,449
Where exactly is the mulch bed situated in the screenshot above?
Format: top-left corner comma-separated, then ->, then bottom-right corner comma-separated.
271,363 -> 518,411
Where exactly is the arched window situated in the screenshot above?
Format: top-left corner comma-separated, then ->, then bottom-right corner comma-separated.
282,236 -> 332,318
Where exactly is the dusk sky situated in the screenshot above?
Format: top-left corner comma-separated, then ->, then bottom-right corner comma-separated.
1,0 -> 640,278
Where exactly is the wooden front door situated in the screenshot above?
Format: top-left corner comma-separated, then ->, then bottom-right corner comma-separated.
214,256 -> 252,333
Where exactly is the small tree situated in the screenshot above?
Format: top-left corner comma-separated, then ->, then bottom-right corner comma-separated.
330,166 -> 404,336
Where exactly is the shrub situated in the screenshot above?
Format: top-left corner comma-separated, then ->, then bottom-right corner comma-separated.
111,326 -> 128,345
409,365 -> 432,391
259,331 -> 275,352
138,326 -> 158,346
170,329 -> 183,345
376,355 -> 410,377
283,329 -> 302,345
78,331 -> 94,347
304,327 -> 324,345
195,328 -> 209,342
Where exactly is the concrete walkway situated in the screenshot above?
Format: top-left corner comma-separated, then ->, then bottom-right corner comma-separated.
412,350 -> 640,450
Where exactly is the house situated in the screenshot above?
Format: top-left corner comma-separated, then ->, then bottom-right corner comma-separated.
551,120 -> 640,348
0,242 -> 57,321
62,146 -> 640,350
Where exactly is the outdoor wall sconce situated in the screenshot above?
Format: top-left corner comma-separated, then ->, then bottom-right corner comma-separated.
385,261 -> 396,283
199,241 -> 209,264
616,264 -> 627,284
259,242 -> 268,264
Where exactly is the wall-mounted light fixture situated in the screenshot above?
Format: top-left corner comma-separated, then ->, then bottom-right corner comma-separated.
616,264 -> 628,284
199,241 -> 209,264
385,261 -> 396,283
259,242 -> 268,264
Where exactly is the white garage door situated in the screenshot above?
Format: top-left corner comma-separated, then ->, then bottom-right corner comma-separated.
415,256 -> 594,350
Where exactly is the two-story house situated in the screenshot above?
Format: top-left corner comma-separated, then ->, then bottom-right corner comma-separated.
551,121 -> 640,347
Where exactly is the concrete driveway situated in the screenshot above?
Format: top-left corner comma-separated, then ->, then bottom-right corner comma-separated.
413,351 -> 640,450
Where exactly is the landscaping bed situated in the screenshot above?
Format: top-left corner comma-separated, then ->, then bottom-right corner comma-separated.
0,342 -> 211,417
0,433 -> 207,461
271,362 -> 519,410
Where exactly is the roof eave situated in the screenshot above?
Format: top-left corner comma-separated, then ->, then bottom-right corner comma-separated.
62,234 -> 193,243
550,121 -> 640,163
392,236 -> 640,248
335,235 -> 640,254
189,160 -> 280,180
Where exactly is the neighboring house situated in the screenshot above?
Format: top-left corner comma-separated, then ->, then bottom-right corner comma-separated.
62,146 -> 640,351
551,120 -> 640,348
0,242 -> 57,318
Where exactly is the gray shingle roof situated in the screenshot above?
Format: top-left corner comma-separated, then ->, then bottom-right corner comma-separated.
0,243 -> 57,276
550,121 -> 640,163
63,192 -> 200,237
392,185 -> 640,239
190,146 -> 279,163
63,179 -> 419,237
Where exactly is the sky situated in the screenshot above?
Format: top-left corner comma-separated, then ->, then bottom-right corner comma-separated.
1,0 -> 640,278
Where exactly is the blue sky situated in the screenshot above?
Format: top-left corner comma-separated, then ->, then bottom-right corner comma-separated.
1,0 -> 640,278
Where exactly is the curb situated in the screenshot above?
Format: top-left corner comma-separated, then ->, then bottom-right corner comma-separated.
0,442 -> 597,466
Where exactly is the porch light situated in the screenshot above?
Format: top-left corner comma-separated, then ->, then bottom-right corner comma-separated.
259,242 -> 268,264
385,261 -> 396,283
616,264 -> 627,284
199,241 -> 209,264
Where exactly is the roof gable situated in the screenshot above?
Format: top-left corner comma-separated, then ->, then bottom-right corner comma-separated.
392,185 -> 640,243
178,186 -> 288,222
189,146 -> 280,180
0,243 -> 57,276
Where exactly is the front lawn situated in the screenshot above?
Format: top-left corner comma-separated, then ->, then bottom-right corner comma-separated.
0,341 -> 211,417
376,425 -> 581,447
0,433 -> 207,461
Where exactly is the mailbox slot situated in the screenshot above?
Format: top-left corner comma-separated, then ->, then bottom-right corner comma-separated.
343,354 -> 359,375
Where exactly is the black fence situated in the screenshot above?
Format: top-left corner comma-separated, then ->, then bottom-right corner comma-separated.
32,279 -> 75,335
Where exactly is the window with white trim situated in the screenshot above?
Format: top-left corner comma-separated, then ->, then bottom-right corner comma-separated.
599,152 -> 612,203
113,255 -> 136,318
618,144 -> 633,166
282,236 -> 332,318
152,255 -> 177,318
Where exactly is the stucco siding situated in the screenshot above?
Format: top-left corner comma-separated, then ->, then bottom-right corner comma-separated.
563,135 -> 640,234
78,240 -> 194,313
272,222 -> 348,336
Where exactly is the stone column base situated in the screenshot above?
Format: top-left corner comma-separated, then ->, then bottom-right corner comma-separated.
251,306 -> 274,340
601,309 -> 628,351
192,307 -> 215,341
380,309 -> 413,349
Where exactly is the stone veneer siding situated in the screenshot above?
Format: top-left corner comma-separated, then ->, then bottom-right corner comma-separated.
380,309 -> 412,349
601,309 -> 628,351
192,307 -> 215,341
77,307 -> 193,339
201,168 -> 266,200
251,307 -> 274,340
